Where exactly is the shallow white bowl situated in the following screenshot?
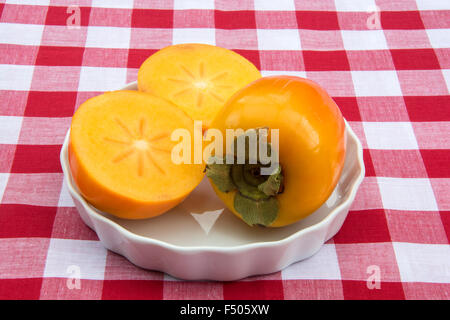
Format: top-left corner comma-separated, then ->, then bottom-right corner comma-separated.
60,82 -> 365,281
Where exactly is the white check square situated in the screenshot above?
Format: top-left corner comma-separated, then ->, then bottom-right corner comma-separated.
0,64 -> 34,91
86,26 -> 131,49
172,28 -> 215,45
6,0 -> 50,4
0,116 -> 23,144
351,70 -> 402,96
341,30 -> 388,50
0,173 -> 9,202
282,244 -> 341,280
377,177 -> 438,211
442,69 -> 450,92
415,0 -> 450,10
363,122 -> 419,150
254,0 -> 295,11
44,239 -> 107,280
174,0 -> 214,9
0,23 -> 44,46
58,179 -> 75,207
426,29 -> 450,49
78,67 -> 127,91
91,0 -> 134,8
334,0 -> 377,11
393,242 -> 450,283
257,29 -> 301,50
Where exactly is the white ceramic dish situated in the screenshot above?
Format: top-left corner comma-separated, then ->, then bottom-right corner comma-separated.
60,81 -> 365,281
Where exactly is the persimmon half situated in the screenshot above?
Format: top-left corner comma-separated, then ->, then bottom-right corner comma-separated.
137,43 -> 261,128
69,90 -> 205,219
206,76 -> 347,227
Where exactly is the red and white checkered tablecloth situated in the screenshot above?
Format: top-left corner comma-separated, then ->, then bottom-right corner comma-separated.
0,0 -> 449,300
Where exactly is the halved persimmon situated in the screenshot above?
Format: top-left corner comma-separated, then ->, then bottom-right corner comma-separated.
69,90 -> 205,219
137,43 -> 261,128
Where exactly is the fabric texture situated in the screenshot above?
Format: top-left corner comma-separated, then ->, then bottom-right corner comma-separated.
0,0 -> 449,300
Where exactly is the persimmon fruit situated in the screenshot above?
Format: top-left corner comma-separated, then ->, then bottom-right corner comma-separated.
137,43 -> 261,128
206,76 -> 347,227
69,90 -> 205,219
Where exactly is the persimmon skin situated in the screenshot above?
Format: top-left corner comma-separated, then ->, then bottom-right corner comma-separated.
137,43 -> 261,128
208,76 -> 347,227
69,90 -> 205,220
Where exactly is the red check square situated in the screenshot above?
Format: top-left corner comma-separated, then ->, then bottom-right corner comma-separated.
45,6 -> 91,26
101,280 -> 163,300
127,49 -> 158,69
404,96 -> 450,122
11,145 -> 62,173
223,280 -> 284,300
25,91 -> 77,117
36,46 -> 85,67
334,209 -> 391,244
296,11 -> 339,30
215,10 -> 256,29
0,204 -> 56,238
303,50 -> 350,71
0,278 -> 43,300
420,150 -> 450,178
381,11 -> 425,29
342,280 -> 405,300
390,49 -> 441,70
131,9 -> 173,28
332,97 -> 361,121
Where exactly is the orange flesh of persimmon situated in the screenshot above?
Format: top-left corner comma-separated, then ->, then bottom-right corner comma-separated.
137,43 -> 261,128
69,90 -> 205,219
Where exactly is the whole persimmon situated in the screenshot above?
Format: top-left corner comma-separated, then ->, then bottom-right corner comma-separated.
206,76 -> 347,227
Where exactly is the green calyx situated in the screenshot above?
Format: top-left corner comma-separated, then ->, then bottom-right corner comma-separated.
205,129 -> 283,227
